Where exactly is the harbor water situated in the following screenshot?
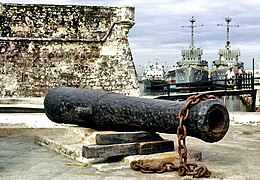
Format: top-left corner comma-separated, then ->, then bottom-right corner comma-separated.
139,83 -> 251,112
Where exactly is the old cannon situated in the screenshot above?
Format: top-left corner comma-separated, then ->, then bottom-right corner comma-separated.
44,86 -> 229,143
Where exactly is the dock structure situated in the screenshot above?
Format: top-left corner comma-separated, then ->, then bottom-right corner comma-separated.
156,89 -> 257,112
155,74 -> 260,111
156,89 -> 256,100
255,86 -> 260,110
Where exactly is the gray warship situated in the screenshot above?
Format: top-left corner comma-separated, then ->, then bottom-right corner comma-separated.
211,17 -> 244,85
175,16 -> 208,85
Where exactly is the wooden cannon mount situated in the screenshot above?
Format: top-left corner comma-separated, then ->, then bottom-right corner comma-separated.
44,86 -> 230,159
83,131 -> 174,159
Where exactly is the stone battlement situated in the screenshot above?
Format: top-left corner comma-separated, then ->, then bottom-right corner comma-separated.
0,2 -> 139,97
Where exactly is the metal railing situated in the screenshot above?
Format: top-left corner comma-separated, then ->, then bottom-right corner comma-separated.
164,73 -> 259,96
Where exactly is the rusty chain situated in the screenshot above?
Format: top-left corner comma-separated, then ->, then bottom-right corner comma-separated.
130,93 -> 215,178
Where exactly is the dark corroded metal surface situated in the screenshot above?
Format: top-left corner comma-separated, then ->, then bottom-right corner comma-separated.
44,86 -> 230,143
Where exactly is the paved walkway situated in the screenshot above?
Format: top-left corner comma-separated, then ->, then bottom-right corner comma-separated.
0,113 -> 260,179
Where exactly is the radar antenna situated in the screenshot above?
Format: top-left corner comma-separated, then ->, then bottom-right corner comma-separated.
217,16 -> 239,49
182,16 -> 203,49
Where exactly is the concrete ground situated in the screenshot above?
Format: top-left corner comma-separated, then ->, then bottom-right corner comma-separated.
0,112 -> 260,179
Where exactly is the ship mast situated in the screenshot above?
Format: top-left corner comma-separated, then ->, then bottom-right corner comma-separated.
182,16 -> 203,50
217,16 -> 239,49
189,16 -> 195,49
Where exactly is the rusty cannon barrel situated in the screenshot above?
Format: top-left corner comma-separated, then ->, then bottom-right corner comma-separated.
44,86 -> 229,143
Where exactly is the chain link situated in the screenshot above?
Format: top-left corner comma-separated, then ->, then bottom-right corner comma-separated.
130,93 -> 215,178
130,160 -> 179,173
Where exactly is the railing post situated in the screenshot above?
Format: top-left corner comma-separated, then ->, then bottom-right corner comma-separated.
242,74 -> 244,89
251,73 -> 254,90
248,73 -> 250,89
245,74 -> 248,89
235,74 -> 237,89
167,83 -> 170,96
249,74 -> 251,89
224,78 -> 227,92
252,58 -> 255,90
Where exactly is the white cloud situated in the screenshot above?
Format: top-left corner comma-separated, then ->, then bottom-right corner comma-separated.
2,0 -> 260,70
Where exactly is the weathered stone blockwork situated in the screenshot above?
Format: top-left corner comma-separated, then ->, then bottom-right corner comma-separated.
0,2 -> 139,97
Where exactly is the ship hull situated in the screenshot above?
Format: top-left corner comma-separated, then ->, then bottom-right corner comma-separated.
176,66 -> 208,84
210,68 -> 229,86
143,79 -> 167,90
211,63 -> 244,87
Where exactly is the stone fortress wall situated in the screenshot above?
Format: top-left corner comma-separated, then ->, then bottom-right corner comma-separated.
0,2 -> 140,97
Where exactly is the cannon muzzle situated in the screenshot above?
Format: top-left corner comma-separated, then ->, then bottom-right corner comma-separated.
44,86 -> 229,143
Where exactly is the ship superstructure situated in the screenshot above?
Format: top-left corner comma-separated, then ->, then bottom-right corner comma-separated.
211,17 -> 244,84
142,59 -> 167,90
175,16 -> 208,84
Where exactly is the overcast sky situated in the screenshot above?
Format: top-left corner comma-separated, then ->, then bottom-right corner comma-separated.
2,0 -> 260,70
